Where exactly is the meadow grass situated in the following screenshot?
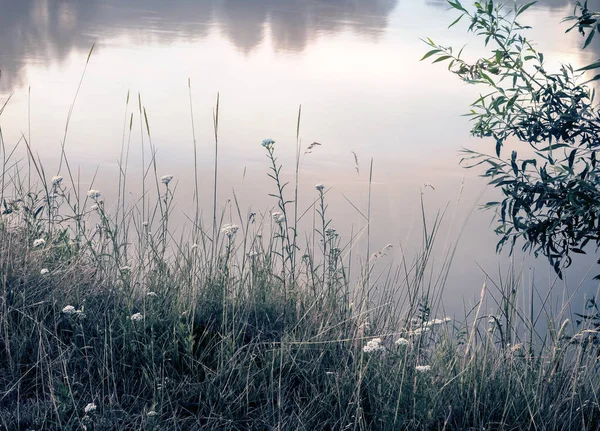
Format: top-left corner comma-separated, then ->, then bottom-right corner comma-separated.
0,99 -> 599,430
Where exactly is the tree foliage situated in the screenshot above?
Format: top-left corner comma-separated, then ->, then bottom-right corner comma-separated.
423,0 -> 600,278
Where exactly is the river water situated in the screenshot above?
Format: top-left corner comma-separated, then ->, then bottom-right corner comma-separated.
1,0 -> 599,317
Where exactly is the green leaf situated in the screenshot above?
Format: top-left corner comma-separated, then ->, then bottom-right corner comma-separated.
582,73 -> 600,84
511,151 -> 519,175
448,13 -> 465,29
516,2 -> 537,17
447,0 -> 467,12
568,149 -> 577,169
480,71 -> 496,86
420,49 -> 442,61
537,143 -> 570,152
576,60 -> 600,71
432,55 -> 452,63
584,28 -> 596,49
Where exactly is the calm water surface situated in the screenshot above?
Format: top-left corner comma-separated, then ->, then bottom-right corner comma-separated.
1,0 -> 599,314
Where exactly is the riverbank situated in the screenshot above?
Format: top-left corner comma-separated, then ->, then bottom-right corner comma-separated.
1,141 -> 599,430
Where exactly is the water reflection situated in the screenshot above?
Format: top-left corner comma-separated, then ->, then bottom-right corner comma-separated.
0,0 -> 398,92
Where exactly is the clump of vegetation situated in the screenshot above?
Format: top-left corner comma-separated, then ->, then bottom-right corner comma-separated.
0,131 -> 598,430
424,0 -> 600,283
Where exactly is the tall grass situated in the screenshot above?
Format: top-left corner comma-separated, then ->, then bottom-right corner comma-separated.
0,99 -> 599,431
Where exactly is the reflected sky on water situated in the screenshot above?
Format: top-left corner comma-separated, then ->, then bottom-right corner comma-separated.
1,0 -> 599,314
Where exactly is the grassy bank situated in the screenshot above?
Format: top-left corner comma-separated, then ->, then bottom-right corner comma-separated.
1,122 -> 599,430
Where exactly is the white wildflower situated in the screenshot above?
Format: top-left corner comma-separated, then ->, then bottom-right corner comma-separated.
142,221 -> 149,227
315,183 -> 324,191
147,410 -> 157,417
363,337 -> 385,353
130,313 -> 143,322
87,189 -> 101,200
161,175 -> 173,185
147,291 -> 157,297
424,318 -> 451,328
51,175 -> 63,186
191,243 -> 198,250
261,138 -> 275,148
221,223 -> 239,238
272,212 -> 286,224
90,204 -> 98,211
395,337 -> 410,346
62,305 -> 76,314
415,365 -> 431,373
84,403 -> 96,414
40,268 -> 49,275
33,238 -> 46,248
120,266 -> 131,272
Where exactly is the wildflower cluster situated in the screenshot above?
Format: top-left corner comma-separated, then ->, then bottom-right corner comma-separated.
84,403 -> 97,414
87,189 -> 101,200
272,212 -> 286,225
161,175 -> 173,186
33,238 -> 46,248
363,337 -> 385,353
62,305 -> 85,317
408,316 -> 451,336
261,138 -> 275,150
395,337 -> 410,346
51,175 -> 63,187
130,313 -> 143,322
221,223 -> 239,238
